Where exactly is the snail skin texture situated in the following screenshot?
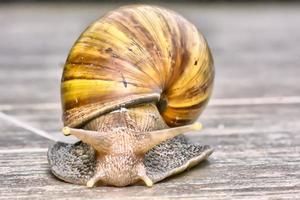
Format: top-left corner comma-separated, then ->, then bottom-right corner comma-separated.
48,5 -> 214,187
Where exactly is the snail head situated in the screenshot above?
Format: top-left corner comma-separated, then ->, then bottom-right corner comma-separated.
62,122 -> 202,187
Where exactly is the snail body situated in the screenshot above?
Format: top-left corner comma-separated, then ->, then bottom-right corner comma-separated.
48,5 -> 214,187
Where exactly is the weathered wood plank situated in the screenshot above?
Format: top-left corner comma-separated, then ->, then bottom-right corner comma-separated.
2,109 -> 62,133
0,119 -> 51,150
0,110 -> 77,148
0,104 -> 299,199
0,137 -> 299,199
200,103 -> 300,136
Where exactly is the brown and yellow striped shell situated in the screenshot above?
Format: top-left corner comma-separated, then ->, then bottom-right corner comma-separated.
61,5 -> 214,128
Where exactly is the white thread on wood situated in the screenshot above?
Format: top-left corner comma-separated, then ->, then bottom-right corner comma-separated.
0,148 -> 48,154
0,112 -> 58,141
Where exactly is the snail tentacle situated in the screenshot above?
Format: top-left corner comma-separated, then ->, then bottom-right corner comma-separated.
137,163 -> 153,187
138,122 -> 203,153
62,127 -> 111,153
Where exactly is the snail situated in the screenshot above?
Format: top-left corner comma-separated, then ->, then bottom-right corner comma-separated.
48,5 -> 214,187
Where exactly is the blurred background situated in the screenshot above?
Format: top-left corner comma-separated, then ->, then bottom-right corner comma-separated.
1,1 -> 299,104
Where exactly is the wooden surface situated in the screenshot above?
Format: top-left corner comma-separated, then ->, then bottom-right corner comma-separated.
1,2 -> 300,199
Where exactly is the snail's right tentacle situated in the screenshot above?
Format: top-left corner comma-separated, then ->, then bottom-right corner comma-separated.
137,163 -> 153,187
137,122 -> 203,153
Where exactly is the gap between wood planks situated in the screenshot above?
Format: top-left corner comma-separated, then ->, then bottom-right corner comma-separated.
0,148 -> 48,154
0,96 -> 299,154
0,96 -> 300,111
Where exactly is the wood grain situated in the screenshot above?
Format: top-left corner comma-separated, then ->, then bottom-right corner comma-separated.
1,103 -> 299,199
0,119 -> 50,150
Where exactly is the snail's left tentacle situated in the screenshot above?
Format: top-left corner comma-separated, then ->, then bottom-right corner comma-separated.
62,127 -> 111,153
86,171 -> 105,188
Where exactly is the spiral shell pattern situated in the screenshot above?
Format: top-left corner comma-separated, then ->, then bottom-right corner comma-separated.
61,5 -> 214,128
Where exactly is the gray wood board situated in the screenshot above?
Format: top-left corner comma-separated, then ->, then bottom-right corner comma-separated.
0,134 -> 299,199
0,119 -> 50,150
0,104 -> 299,199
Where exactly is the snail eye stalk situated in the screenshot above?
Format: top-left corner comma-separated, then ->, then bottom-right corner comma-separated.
137,122 -> 203,153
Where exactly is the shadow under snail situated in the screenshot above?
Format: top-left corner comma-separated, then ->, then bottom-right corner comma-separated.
48,5 -> 214,187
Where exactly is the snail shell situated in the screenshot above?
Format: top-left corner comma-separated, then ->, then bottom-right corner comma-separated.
49,5 -> 214,187
61,5 -> 214,128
